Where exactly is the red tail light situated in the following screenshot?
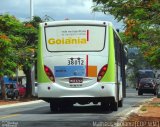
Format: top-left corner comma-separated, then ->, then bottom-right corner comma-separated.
97,64 -> 108,82
44,65 -> 55,82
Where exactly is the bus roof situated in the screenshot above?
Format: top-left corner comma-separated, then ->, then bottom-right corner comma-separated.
40,20 -> 113,27
40,20 -> 122,41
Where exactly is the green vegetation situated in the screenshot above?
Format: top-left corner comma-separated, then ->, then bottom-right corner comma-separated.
93,0 -> 160,68
150,102 -> 160,107
140,106 -> 147,112
0,14 -> 42,98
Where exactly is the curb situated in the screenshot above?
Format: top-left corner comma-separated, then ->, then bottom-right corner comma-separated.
0,100 -> 44,109
118,97 -> 155,123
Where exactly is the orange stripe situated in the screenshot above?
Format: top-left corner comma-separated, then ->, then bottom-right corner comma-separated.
88,66 -> 97,77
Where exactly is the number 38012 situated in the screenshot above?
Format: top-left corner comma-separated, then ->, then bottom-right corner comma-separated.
68,58 -> 84,65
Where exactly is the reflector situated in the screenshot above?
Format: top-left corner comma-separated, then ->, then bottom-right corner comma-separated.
44,65 -> 55,82
97,64 -> 108,82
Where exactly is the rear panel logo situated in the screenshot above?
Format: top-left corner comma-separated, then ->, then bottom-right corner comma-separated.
48,30 -> 89,45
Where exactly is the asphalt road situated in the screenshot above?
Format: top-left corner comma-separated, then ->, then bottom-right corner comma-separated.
0,88 -> 154,127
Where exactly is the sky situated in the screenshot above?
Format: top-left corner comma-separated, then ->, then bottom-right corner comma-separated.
0,0 -> 124,30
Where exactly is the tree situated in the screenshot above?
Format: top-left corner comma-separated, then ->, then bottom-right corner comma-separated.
126,48 -> 151,87
0,14 -> 24,99
93,0 -> 160,68
21,16 -> 42,97
0,14 -> 42,98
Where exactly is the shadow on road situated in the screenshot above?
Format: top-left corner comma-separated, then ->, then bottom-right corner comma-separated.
127,94 -> 155,98
126,88 -> 156,98
13,105 -> 113,115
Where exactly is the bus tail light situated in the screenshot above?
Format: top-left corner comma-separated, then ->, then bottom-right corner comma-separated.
97,64 -> 108,82
44,65 -> 55,82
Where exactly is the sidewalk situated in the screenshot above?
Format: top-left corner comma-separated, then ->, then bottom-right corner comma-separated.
0,98 -> 37,105
0,98 -> 43,108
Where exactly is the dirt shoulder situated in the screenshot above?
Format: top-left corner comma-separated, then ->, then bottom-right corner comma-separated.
124,97 -> 160,127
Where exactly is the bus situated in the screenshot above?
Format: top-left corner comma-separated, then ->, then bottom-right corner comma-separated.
37,20 -> 127,112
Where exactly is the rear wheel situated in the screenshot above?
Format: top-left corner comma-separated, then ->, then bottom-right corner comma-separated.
110,101 -> 118,111
11,96 -> 14,100
50,102 -> 59,112
101,101 -> 109,111
154,90 -> 158,96
61,102 -> 73,111
138,90 -> 143,95
118,99 -> 123,107
15,92 -> 19,99
11,93 -> 15,100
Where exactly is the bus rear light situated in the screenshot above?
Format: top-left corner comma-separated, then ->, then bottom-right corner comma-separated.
97,64 -> 108,82
44,65 -> 55,82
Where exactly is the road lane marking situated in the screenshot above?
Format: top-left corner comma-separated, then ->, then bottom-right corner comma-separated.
0,114 -> 20,120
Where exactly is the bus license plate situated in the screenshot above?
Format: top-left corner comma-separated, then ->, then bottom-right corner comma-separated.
68,58 -> 84,65
69,78 -> 83,83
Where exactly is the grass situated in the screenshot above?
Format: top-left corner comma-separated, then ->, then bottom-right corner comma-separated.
140,106 -> 147,112
150,102 -> 160,107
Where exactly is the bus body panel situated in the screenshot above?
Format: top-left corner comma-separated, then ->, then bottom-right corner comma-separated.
37,25 -> 50,83
43,55 -> 109,88
38,82 -> 116,98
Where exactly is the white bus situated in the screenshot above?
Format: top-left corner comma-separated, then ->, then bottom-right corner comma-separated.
37,20 -> 126,112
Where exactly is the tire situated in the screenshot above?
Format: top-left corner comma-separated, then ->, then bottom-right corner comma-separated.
11,96 -> 14,100
138,90 -> 143,95
61,102 -> 73,111
50,102 -> 59,112
110,101 -> 118,111
154,90 -> 157,96
16,95 -> 20,99
101,101 -> 109,111
118,100 -> 123,107
16,93 -> 19,99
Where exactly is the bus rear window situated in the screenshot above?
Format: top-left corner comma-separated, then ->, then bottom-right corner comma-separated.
44,25 -> 106,52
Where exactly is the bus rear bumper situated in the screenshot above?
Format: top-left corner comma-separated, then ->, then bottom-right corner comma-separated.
38,82 -> 118,101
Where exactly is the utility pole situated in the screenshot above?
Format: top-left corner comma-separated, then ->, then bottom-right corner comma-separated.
25,0 -> 34,97
92,1 -> 96,20
30,0 -> 33,20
